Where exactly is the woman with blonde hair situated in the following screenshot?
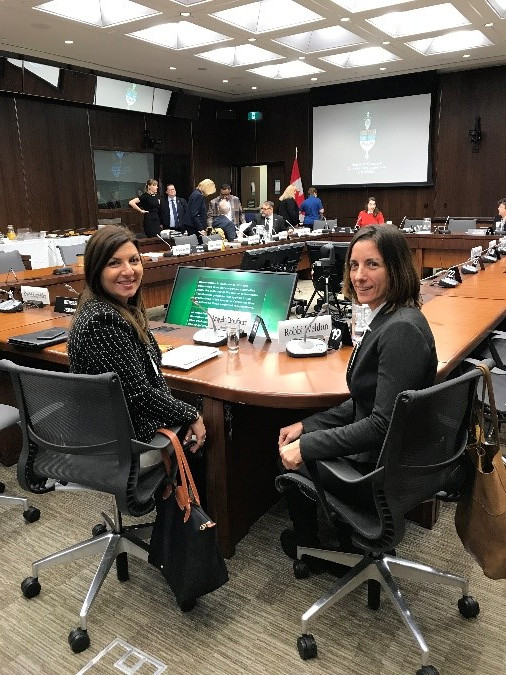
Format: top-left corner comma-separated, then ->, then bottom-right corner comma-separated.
277,184 -> 299,228
188,179 -> 216,241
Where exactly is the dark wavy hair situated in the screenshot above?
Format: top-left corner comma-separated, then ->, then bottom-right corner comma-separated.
342,225 -> 421,311
364,196 -> 380,217
72,225 -> 149,342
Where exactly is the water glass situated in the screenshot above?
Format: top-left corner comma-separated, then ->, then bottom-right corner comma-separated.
227,325 -> 240,353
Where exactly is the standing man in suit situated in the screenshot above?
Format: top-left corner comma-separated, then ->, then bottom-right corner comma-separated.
161,184 -> 189,233
243,201 -> 288,237
208,184 -> 246,233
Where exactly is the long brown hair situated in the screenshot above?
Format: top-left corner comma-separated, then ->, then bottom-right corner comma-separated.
342,225 -> 421,311
365,196 -> 380,217
72,225 -> 150,342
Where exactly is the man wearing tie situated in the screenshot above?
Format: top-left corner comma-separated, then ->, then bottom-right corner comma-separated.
161,184 -> 190,233
243,201 -> 287,237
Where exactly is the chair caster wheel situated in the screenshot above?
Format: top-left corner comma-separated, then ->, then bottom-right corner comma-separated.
0,481 -> 5,493
293,559 -> 310,579
367,579 -> 381,610
297,633 -> 317,660
416,666 -> 439,675
458,595 -> 480,618
116,552 -> 129,582
68,628 -> 90,653
21,576 -> 41,599
91,523 -> 107,537
178,598 -> 196,612
23,506 -> 40,523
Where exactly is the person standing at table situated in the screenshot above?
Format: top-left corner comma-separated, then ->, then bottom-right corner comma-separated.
493,198 -> 506,233
188,179 -> 216,241
68,225 -> 206,449
277,184 -> 300,228
299,187 -> 324,228
207,183 -> 245,234
278,225 -> 436,562
161,184 -> 189,233
128,179 -> 161,238
356,196 -> 384,228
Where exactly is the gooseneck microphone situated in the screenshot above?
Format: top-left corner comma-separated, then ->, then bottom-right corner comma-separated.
399,216 -> 407,229
191,296 -> 228,346
5,268 -> 19,284
156,233 -> 173,257
64,283 -> 79,295
286,306 -> 330,358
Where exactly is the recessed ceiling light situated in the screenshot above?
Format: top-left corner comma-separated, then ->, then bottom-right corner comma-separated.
340,17 -> 350,22
310,77 -> 318,80
463,53 -> 470,58
367,3 -> 470,38
64,39 -> 73,44
273,25 -> 366,54
379,66 -> 386,70
248,60 -> 324,78
197,44 -> 282,66
222,79 -> 228,82
485,22 -> 494,27
34,0 -> 161,28
406,30 -> 493,55
248,38 -> 256,42
211,0 -> 323,35
251,86 -> 257,89
170,66 -> 177,70
382,41 -> 390,45
180,12 -> 191,16
298,56 -> 305,60
128,21 -> 230,50
320,46 -> 400,68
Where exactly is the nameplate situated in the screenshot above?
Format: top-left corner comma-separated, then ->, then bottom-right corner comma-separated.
54,296 -> 78,314
470,246 -> 483,260
21,286 -> 50,305
207,239 -> 223,251
277,316 -> 332,349
294,227 -> 311,237
172,244 -> 192,257
277,231 -> 288,240
247,235 -> 260,245
206,309 -> 252,333
312,229 -> 324,236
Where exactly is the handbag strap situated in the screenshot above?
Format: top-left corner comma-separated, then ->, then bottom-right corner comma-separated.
475,363 -> 501,450
157,427 -> 201,522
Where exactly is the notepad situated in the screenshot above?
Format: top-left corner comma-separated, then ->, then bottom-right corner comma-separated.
161,345 -> 220,370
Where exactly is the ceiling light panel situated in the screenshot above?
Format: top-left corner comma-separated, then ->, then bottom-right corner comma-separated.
34,0 -> 161,28
330,0 -> 416,10
273,25 -> 367,54
367,3 -> 470,38
406,29 -> 493,55
210,0 -> 323,35
170,0 -> 211,5
485,0 -> 506,18
321,46 -> 401,68
197,44 -> 282,66
248,60 -> 324,78
128,21 -> 231,49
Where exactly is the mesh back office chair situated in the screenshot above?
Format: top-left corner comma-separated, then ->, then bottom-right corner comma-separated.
448,218 -> 477,233
0,404 -> 40,522
0,250 -> 25,274
276,367 -> 482,675
56,243 -> 86,265
0,359 -> 177,654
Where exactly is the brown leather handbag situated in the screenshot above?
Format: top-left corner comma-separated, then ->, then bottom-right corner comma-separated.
455,364 -> 506,580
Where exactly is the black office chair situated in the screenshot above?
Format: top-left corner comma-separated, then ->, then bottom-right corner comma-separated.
448,218 -> 477,233
56,243 -> 86,264
0,403 -> 40,522
0,359 -> 177,654
403,218 -> 425,231
0,250 -> 25,273
276,367 -> 482,675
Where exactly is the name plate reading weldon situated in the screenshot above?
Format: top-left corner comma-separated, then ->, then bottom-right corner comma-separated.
206,239 -> 223,251
172,244 -> 192,257
21,286 -> 50,305
207,309 -> 252,334
277,231 -> 288,240
277,316 -> 332,350
247,235 -> 260,245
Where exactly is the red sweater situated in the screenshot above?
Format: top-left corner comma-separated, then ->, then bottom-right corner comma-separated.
357,210 -> 385,227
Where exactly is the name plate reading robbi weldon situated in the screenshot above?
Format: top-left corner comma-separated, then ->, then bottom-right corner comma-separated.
206,239 -> 223,251
172,244 -> 192,257
277,316 -> 332,350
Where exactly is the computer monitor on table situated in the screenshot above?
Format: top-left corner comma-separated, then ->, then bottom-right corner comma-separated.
164,266 -> 297,336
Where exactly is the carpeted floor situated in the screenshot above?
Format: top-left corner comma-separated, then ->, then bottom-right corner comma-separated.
0,460 -> 505,675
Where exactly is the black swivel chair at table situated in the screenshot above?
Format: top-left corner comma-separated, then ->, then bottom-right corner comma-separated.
276,367 -> 482,675
1,359 -> 179,653
0,250 -> 26,274
56,243 -> 86,265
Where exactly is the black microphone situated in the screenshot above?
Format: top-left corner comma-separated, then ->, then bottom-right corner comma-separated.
399,216 -> 407,229
5,268 -> 19,284
190,296 -> 227,346
157,233 -> 173,257
286,304 -> 330,358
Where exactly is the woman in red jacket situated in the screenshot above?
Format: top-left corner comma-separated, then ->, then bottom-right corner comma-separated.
356,197 -> 384,228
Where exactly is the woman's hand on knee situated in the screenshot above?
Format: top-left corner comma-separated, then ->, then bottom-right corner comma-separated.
278,421 -> 303,448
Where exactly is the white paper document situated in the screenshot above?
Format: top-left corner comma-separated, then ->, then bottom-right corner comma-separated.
161,345 -> 220,370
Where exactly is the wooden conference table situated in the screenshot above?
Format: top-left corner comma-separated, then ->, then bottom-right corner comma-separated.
5,231 -> 495,309
0,255 -> 505,557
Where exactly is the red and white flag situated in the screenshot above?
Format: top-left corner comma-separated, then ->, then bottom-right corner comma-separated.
290,148 -> 304,207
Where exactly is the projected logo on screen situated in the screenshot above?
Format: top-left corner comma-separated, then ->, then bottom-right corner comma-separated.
359,112 -> 376,160
126,83 -> 138,108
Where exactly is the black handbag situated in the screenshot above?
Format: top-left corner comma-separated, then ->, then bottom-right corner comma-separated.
148,427 -> 229,610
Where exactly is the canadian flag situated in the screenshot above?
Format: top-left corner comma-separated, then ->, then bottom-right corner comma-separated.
290,149 -> 304,207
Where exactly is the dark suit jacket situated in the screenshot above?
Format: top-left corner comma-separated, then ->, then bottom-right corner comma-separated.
212,214 -> 236,242
244,213 -> 286,236
161,196 -> 189,232
188,189 -> 207,239
300,306 -> 437,465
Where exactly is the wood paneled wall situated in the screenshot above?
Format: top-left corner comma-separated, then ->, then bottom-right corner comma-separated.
0,65 -> 504,234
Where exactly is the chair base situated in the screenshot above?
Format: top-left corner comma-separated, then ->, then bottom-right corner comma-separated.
297,546 -> 477,672
0,492 -> 40,522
